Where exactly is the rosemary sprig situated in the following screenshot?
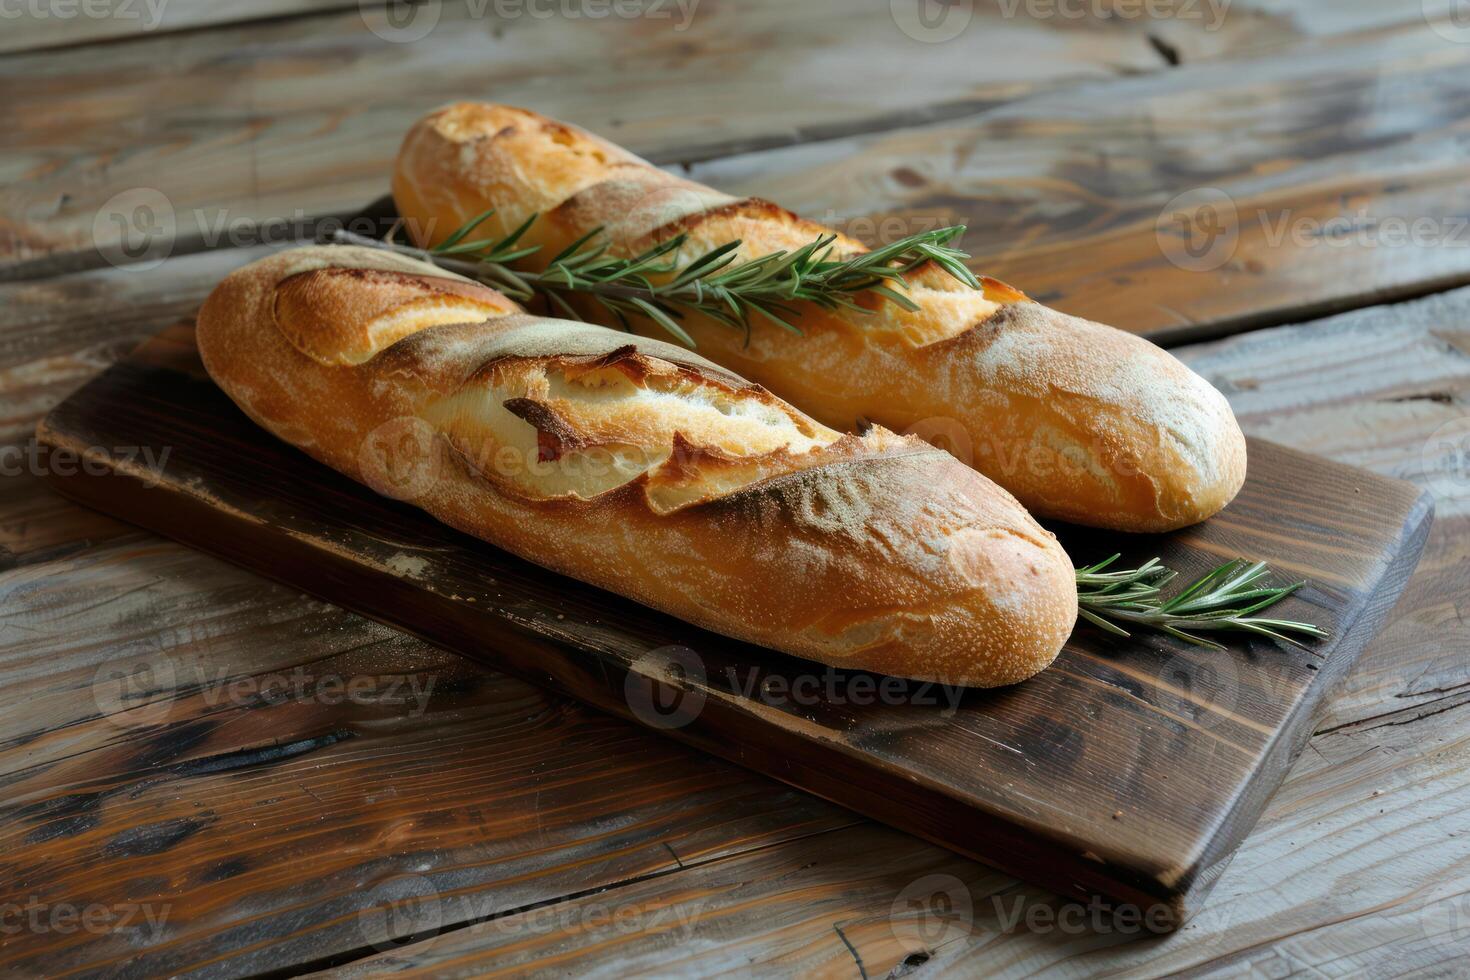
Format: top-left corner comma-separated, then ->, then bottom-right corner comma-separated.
1074,555 -> 1329,650
330,210 -> 980,348
330,224 -> 1327,653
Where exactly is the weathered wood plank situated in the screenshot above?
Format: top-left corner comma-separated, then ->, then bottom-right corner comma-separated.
1151,0 -> 1461,62
0,248 -> 284,566
37,313 -> 1433,930
305,286 -> 1470,977
0,538 -> 855,976
2,213 -> 1467,978
0,246 -> 280,445
0,0 -> 1427,63
0,248 -> 854,976
0,0 -> 1179,274
0,466 -> 130,569
1182,287 -> 1470,731
688,17 -> 1470,342
0,0 -> 354,55
314,683 -> 1470,978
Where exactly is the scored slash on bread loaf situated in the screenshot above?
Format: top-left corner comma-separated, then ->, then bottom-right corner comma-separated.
394,102 -> 1248,532
197,245 -> 1079,686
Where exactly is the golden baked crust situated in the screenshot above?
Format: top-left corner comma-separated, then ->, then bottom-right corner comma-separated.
197,245 -> 1078,686
394,102 -> 1247,532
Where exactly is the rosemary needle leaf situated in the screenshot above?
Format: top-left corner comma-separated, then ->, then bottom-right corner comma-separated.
868,284 -> 922,312
434,207 -> 499,251
1078,607 -> 1134,638
331,218 -> 1330,654
438,236 -> 513,256
747,301 -> 805,336
1076,556 -> 1327,649
628,297 -> 696,348
361,212 -> 989,349
495,212 -> 540,253
673,241 -> 743,286
549,225 -> 607,266
545,290 -> 583,322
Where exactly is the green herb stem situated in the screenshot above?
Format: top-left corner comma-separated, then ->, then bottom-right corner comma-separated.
330,210 -> 980,349
328,225 -> 1328,652
1074,555 -> 1329,650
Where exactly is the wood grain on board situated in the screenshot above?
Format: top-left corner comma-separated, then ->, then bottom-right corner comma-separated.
0,0 -> 1178,275
3,0 -> 1469,970
300,289 -> 1470,979
1146,0 -> 1463,62
318,285 -> 1470,978
687,16 -> 1470,342
0,0 -> 355,55
0,243 -> 1464,975
318,683 -> 1470,978
33,310 -> 1429,942
11,9 -> 1470,348
0,545 -> 854,976
0,0 -> 1446,59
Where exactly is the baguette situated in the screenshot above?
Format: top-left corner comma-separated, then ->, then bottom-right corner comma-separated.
196,245 -> 1079,686
393,102 -> 1247,532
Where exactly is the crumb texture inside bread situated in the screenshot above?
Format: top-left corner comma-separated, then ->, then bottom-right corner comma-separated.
426,348 -> 840,504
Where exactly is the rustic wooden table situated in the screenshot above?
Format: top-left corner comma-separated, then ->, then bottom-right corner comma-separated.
3,2 -> 1469,976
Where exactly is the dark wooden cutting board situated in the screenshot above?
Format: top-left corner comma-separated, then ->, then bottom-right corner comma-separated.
37,320 -> 1432,927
